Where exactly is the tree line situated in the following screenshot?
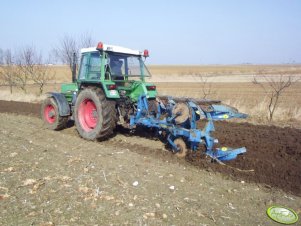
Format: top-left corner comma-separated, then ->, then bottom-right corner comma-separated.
0,33 -> 95,95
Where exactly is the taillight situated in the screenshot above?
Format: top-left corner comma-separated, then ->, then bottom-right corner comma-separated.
107,84 -> 117,90
147,85 -> 156,91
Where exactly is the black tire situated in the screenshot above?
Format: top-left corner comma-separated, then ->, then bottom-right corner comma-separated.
74,87 -> 116,140
41,97 -> 68,130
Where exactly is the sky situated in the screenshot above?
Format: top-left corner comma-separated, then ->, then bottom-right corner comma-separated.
1,0 -> 301,65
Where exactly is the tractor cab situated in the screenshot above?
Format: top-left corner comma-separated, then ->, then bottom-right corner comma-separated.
75,42 -> 157,102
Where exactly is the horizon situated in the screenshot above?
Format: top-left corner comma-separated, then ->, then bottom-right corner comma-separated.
47,63 -> 301,66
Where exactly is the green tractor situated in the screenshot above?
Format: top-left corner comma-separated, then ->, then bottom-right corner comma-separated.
41,42 -> 157,140
42,41 -> 248,161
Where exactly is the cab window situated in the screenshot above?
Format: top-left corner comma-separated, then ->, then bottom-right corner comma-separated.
88,52 -> 102,80
78,54 -> 89,80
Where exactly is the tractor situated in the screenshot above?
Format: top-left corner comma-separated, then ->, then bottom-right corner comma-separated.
41,42 -> 248,161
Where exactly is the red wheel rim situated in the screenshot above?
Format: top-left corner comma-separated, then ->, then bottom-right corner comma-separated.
44,104 -> 56,124
78,99 -> 98,132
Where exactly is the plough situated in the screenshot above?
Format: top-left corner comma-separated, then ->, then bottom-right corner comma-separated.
130,95 -> 248,161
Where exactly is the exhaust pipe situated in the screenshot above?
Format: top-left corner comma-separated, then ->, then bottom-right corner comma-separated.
72,52 -> 77,83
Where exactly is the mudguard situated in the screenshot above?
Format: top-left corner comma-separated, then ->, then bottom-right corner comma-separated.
46,92 -> 70,116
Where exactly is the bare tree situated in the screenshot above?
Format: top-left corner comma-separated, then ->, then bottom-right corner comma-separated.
30,50 -> 55,95
80,32 -> 95,48
0,49 -> 17,94
253,72 -> 300,121
54,35 -> 78,72
53,33 -> 95,76
192,73 -> 215,99
15,48 -> 33,93
17,46 -> 54,95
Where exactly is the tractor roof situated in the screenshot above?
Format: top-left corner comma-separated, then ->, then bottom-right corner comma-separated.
81,44 -> 143,56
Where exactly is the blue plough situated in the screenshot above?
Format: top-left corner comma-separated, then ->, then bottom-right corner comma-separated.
130,95 -> 248,162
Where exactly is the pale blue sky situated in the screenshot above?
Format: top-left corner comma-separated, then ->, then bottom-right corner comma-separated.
1,0 -> 301,64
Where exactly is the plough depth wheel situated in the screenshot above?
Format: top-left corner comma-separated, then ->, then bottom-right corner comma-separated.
174,138 -> 188,158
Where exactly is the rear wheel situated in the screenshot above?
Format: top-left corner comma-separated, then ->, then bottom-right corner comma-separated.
74,87 -> 116,140
41,97 -> 68,130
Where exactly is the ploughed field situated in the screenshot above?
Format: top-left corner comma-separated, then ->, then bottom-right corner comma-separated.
1,100 -> 301,225
0,100 -> 300,196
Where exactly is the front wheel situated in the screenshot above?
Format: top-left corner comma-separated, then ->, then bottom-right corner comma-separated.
41,97 -> 68,130
74,87 -> 116,140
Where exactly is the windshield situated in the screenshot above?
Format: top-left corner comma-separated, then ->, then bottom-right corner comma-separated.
106,52 -> 151,78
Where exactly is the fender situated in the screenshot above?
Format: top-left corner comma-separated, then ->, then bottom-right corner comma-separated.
46,92 -> 70,116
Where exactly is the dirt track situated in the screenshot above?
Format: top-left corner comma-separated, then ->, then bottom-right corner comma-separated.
0,100 -> 300,196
